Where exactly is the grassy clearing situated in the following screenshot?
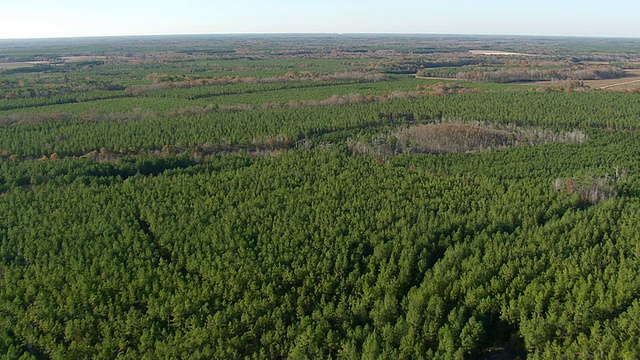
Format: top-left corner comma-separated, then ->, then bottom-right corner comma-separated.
0,61 -> 46,70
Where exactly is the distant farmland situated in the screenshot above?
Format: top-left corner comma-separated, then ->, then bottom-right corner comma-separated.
528,69 -> 640,90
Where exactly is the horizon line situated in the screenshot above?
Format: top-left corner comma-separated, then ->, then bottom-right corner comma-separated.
2,32 -> 640,42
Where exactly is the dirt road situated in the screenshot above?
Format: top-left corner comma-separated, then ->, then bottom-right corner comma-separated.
596,78 -> 640,90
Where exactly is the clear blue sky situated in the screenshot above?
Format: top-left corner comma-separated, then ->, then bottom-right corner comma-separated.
1,0 -> 638,39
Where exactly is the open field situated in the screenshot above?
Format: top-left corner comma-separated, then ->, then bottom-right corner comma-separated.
0,62 -> 32,70
60,55 -> 108,62
469,50 -> 534,56
585,69 -> 640,89
596,78 -> 640,90
0,57 -> 113,70
0,61 -> 49,70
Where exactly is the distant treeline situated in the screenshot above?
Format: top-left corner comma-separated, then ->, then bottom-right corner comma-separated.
418,65 -> 625,83
379,60 -> 480,74
124,71 -> 389,96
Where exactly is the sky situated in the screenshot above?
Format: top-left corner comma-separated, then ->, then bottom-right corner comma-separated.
0,0 -> 638,40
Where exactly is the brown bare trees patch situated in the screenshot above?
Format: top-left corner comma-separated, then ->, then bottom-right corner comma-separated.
553,172 -> 622,204
124,72 -> 389,96
399,123 -> 587,154
417,64 -> 625,84
348,122 -> 588,156
395,123 -> 513,154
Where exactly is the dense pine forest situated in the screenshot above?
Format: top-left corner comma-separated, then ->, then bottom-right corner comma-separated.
1,34 -> 640,359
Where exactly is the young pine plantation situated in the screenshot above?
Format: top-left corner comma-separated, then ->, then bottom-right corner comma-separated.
1,35 -> 640,359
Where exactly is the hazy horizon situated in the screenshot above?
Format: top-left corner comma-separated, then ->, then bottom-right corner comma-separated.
1,0 -> 639,40
1,32 -> 640,43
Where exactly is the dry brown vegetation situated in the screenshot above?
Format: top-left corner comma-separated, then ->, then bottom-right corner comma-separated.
348,122 -> 588,156
553,171 -> 624,204
397,123 -> 587,153
396,123 -> 515,154
415,82 -> 475,95
167,91 -> 424,117
452,65 -> 622,83
0,108 -> 153,126
124,71 -> 388,96
416,55 -> 628,85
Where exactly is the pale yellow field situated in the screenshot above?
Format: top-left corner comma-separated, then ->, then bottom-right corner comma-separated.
0,57 -> 112,71
469,50 -> 534,56
60,56 -> 108,62
0,61 -> 48,70
0,62 -> 29,70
